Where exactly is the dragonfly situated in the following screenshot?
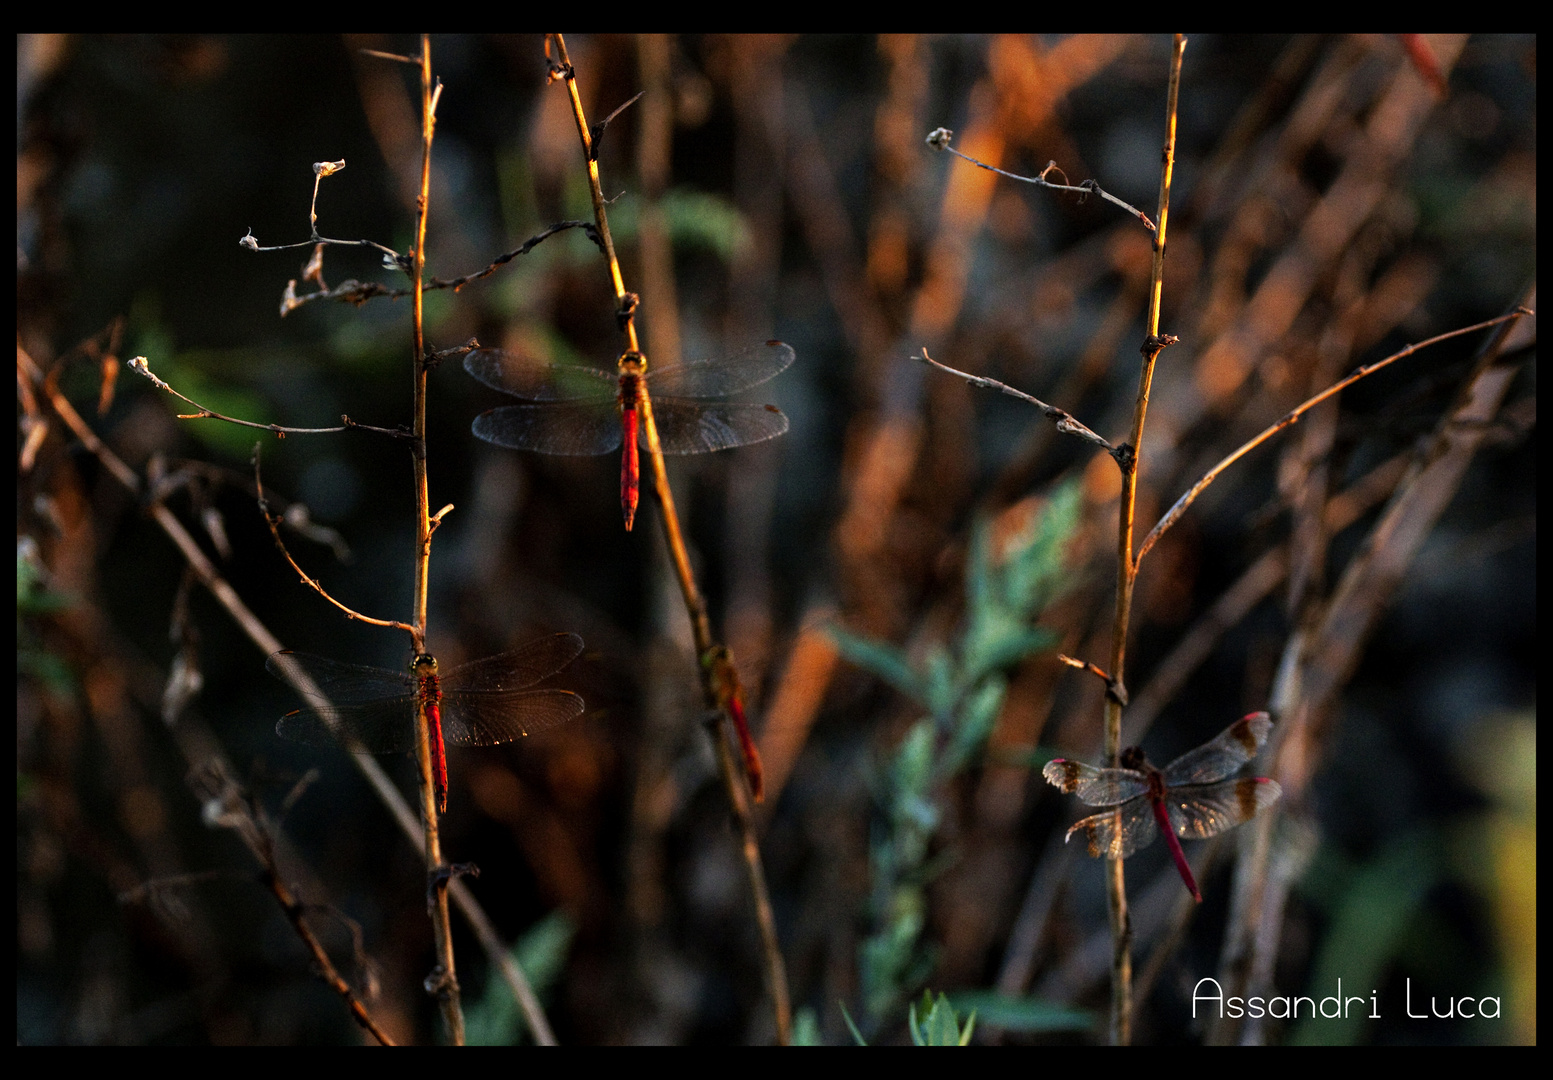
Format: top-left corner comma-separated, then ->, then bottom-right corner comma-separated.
702,645 -> 764,803
464,340 -> 795,530
1041,711 -> 1282,903
267,633 -> 586,814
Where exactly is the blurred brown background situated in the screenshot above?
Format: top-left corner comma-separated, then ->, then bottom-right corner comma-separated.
17,34 -> 1535,1044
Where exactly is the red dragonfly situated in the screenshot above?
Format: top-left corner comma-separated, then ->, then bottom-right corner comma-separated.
702,645 -> 764,803
1041,712 -> 1282,903
464,340 -> 795,530
267,633 -> 585,814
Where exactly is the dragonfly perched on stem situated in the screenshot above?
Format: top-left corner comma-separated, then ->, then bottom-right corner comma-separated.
1041,711 -> 1282,903
267,633 -> 586,814
702,645 -> 764,802
464,341 -> 795,530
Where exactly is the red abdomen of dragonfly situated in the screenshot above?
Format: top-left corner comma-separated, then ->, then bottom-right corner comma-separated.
618,372 -> 642,531
414,656 -> 449,814
1144,761 -> 1204,903
723,689 -> 765,803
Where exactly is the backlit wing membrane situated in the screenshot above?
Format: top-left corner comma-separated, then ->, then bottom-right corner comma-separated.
463,349 -> 617,402
648,399 -> 790,455
268,633 -> 586,752
1042,759 -> 1150,806
274,697 -> 420,751
1065,801 -> 1158,860
439,689 -> 585,745
439,633 -> 585,690
1043,713 -> 1282,901
266,651 -> 415,704
472,402 -> 624,455
647,341 -> 795,398
1163,778 -> 1282,839
1159,712 -> 1272,787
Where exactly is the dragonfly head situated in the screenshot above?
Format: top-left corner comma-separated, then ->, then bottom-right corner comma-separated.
1120,745 -> 1147,770
412,654 -> 439,677
617,350 -> 647,376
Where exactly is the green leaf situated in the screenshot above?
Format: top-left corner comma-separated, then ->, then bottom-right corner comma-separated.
944,677 -> 1006,774
960,625 -> 1057,688
513,909 -> 576,996
791,1006 -> 825,1046
839,1002 -> 868,1046
909,991 -> 976,1045
988,744 -> 1059,770
889,719 -> 936,806
1289,833 -> 1438,1046
945,991 -> 1095,1033
861,886 -> 935,1022
923,645 -> 956,721
659,189 -> 753,260
967,516 -> 997,627
463,911 -> 575,1046
605,188 -> 753,262
829,625 -> 923,704
968,480 -> 1082,626
18,648 -> 76,696
18,552 -> 73,615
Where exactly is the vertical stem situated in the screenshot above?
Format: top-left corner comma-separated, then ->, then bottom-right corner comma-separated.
548,34 -> 792,1044
1104,33 -> 1185,1047
640,395 -> 792,1040
553,35 -> 640,357
636,32 -> 682,367
401,34 -> 463,1046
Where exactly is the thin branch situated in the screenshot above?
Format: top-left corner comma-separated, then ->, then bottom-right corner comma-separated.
21,343 -> 422,1037
591,90 -> 645,158
918,348 -> 1116,456
356,47 -> 419,66
238,148 -> 601,318
191,763 -> 397,1045
262,221 -> 603,315
1136,309 -> 1533,566
21,340 -> 559,1045
1056,653 -> 1128,705
926,126 -> 1157,233
128,356 -> 361,436
1101,33 -> 1186,1047
548,32 -> 792,1044
253,446 -> 416,634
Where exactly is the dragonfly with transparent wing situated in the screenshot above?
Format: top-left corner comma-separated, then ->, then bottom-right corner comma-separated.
464,341 -> 795,530
268,633 -> 586,814
1042,711 -> 1282,902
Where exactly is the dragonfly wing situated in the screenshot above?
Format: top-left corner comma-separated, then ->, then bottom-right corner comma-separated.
439,689 -> 586,746
275,698 -> 419,752
1164,778 -> 1282,840
647,399 -> 789,454
1043,759 -> 1150,806
1159,712 -> 1273,786
647,341 -> 795,397
266,651 -> 416,704
439,633 -> 585,692
463,349 -> 618,402
1065,799 -> 1157,859
472,402 -> 623,455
